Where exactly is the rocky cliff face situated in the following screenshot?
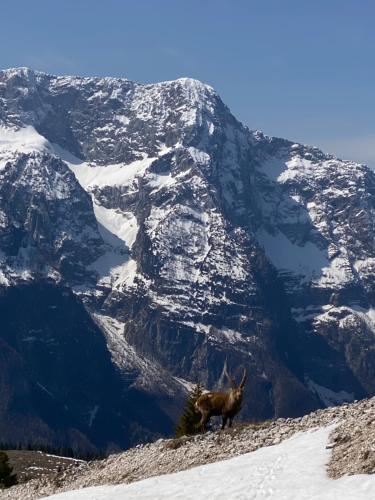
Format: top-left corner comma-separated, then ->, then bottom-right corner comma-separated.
0,67 -> 374,450
0,282 -> 176,454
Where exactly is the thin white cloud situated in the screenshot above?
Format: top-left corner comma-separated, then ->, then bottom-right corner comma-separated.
22,51 -> 79,75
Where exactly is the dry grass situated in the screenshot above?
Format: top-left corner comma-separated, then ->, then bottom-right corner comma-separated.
166,419 -> 273,450
5,450 -> 85,484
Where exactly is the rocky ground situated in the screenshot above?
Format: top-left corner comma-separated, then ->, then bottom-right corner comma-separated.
328,401 -> 375,478
1,396 -> 374,499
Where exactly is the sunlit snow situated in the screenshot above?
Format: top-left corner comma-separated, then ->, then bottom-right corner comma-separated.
0,125 -> 50,159
68,158 -> 153,191
93,203 -> 138,248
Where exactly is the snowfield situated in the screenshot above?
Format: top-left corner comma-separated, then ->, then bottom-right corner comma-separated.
44,427 -> 375,500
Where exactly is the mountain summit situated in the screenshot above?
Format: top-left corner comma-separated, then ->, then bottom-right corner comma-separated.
1,68 -> 374,451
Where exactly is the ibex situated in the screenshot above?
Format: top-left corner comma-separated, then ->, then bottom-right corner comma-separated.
195,364 -> 247,432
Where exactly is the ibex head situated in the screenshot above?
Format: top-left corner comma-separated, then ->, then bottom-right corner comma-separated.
224,363 -> 247,403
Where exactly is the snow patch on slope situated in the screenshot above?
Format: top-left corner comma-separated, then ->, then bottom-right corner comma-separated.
349,306 -> 375,332
258,229 -> 355,290
318,255 -> 355,288
306,378 -> 354,407
278,156 -> 314,183
0,125 -> 50,158
93,203 -> 138,248
258,229 -> 329,282
68,158 -> 153,191
314,305 -> 375,337
0,125 -> 51,170
51,143 -> 148,284
94,314 -> 191,395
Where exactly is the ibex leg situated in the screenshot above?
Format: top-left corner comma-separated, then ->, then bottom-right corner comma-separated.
221,415 -> 228,430
200,412 -> 210,433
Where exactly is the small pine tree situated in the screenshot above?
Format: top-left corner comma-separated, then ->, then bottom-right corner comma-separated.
0,452 -> 17,489
175,383 -> 204,438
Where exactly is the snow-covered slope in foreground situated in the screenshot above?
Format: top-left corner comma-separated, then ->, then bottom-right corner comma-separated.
45,427 -> 375,500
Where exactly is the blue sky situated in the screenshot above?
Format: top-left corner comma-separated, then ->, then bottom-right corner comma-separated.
1,0 -> 374,166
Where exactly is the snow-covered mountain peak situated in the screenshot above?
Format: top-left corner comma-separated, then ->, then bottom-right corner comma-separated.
1,66 -> 41,80
1,67 -> 213,93
0,67 -> 232,166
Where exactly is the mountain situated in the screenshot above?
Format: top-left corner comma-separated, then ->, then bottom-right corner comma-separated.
0,67 -> 374,451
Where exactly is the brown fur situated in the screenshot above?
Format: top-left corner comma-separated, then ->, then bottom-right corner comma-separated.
195,366 -> 247,432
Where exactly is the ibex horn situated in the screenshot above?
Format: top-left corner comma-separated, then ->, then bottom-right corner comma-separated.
240,368 -> 247,388
224,361 -> 236,388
